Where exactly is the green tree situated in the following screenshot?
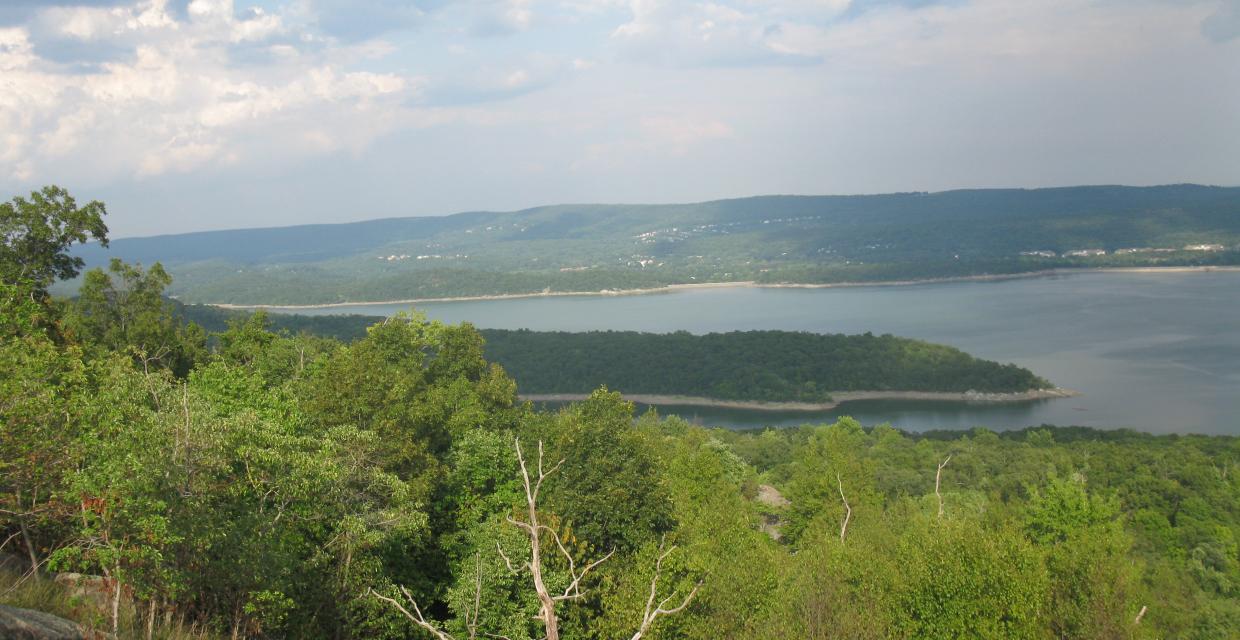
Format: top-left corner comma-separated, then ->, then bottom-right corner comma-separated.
1,185 -> 108,294
66,258 -> 206,377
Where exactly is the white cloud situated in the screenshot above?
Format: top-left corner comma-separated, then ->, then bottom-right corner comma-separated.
0,0 -> 420,182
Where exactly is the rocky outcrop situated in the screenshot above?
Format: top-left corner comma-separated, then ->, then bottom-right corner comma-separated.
52,574 -> 114,612
0,604 -> 87,640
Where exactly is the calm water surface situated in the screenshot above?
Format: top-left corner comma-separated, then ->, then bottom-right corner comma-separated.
278,272 -> 1240,435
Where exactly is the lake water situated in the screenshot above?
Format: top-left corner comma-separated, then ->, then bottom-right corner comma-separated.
276,271 -> 1240,435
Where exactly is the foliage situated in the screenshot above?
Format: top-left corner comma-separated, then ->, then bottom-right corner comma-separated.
6,185 -> 1239,639
64,184 -> 1240,305
2,185 -> 107,294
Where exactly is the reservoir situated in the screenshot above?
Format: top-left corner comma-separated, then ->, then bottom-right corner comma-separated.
274,271 -> 1240,435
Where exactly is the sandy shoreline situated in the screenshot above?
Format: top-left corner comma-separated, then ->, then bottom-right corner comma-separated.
520,388 -> 1080,412
210,265 -> 1240,310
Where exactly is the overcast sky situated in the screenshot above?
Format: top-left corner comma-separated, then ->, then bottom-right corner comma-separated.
1,0 -> 1238,237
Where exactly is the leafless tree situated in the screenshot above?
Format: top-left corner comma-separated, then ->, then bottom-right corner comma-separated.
629,538 -> 700,640
501,438 -> 613,640
372,437 -> 698,640
837,473 -> 851,543
935,455 -> 952,519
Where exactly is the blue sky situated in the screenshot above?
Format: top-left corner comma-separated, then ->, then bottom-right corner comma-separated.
1,0 -> 1238,236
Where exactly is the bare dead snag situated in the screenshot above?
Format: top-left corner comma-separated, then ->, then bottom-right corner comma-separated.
506,437 -> 612,640
936,455 -> 952,519
629,538 -> 701,640
374,438 -> 696,640
837,473 -> 851,544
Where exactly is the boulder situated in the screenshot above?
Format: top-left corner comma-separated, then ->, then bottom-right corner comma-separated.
0,551 -> 34,575
52,574 -> 115,612
0,604 -> 87,640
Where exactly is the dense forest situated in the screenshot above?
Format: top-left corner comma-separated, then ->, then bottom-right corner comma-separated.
180,309 -> 1053,401
65,185 -> 1240,305
480,330 -> 1051,400
4,187 -> 1240,640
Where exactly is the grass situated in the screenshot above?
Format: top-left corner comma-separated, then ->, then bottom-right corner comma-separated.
1,569 -> 221,640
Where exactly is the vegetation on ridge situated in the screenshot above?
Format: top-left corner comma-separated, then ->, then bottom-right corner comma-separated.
67,184 -> 1240,305
3,187 -> 1239,639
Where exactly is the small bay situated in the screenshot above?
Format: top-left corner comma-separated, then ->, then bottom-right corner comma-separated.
273,271 -> 1240,434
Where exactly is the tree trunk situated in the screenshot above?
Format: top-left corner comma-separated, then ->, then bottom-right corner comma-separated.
111,575 -> 122,636
17,516 -> 39,572
146,597 -> 157,640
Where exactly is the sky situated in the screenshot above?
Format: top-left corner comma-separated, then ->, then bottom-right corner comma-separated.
1,0 -> 1238,237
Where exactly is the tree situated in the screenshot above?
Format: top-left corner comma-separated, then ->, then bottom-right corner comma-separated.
0,282 -> 87,571
1,185 -> 108,295
372,436 -> 697,640
66,258 -> 206,377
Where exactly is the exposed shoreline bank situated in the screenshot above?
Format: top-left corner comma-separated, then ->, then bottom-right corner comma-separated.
520,388 -> 1081,412
209,265 -> 1240,310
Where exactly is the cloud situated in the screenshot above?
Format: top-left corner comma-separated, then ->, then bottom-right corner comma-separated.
308,0 -> 445,41
0,1 -> 420,182
1202,0 -> 1240,42
607,0 -> 843,66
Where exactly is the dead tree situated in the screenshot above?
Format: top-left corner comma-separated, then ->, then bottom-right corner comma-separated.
502,438 -> 613,640
935,455 -> 952,519
629,538 -> 700,640
837,473 -> 851,543
372,438 -> 697,640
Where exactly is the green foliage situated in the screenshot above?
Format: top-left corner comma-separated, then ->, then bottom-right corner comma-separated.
485,329 -> 1053,400
65,258 -> 207,377
67,185 -> 1240,305
2,185 -> 1237,639
2,185 -> 108,294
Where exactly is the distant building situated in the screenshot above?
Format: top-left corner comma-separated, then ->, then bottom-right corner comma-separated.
1065,249 -> 1107,257
1184,244 -> 1224,252
1020,250 -> 1057,258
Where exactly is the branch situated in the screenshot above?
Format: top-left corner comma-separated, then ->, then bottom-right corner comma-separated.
837,473 -> 851,544
542,525 -> 615,601
369,587 -> 455,640
630,538 -> 700,640
936,455 -> 952,519
496,542 -> 521,574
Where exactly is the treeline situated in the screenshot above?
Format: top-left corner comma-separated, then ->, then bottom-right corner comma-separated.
481,329 -> 1052,401
66,184 -> 1240,305
180,309 -> 1054,401
3,187 -> 1238,639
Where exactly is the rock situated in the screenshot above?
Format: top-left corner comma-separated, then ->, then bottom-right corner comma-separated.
0,551 -> 34,575
52,573 -> 114,612
0,604 -> 87,640
756,484 -> 790,508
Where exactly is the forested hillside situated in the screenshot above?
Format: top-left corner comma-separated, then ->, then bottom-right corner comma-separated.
4,187 -> 1239,639
68,184 -> 1240,305
482,329 -> 1051,400
179,308 -> 1054,401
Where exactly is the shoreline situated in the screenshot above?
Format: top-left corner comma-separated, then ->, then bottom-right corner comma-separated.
208,265 -> 1240,310
519,388 -> 1081,412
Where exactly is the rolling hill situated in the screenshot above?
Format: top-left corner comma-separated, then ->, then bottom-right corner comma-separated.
67,184 -> 1240,305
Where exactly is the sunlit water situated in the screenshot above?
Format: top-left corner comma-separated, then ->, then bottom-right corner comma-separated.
273,272 -> 1240,434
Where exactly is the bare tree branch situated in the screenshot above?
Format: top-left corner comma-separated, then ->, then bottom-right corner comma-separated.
496,542 -> 521,574
936,455 -> 952,519
541,524 -> 615,602
630,538 -> 700,640
837,472 -> 851,544
369,587 -> 455,640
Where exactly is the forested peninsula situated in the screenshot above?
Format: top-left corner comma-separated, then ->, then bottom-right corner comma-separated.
482,329 -> 1054,403
179,307 -> 1058,404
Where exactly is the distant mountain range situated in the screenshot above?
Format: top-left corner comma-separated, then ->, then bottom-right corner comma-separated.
68,184 -> 1240,305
